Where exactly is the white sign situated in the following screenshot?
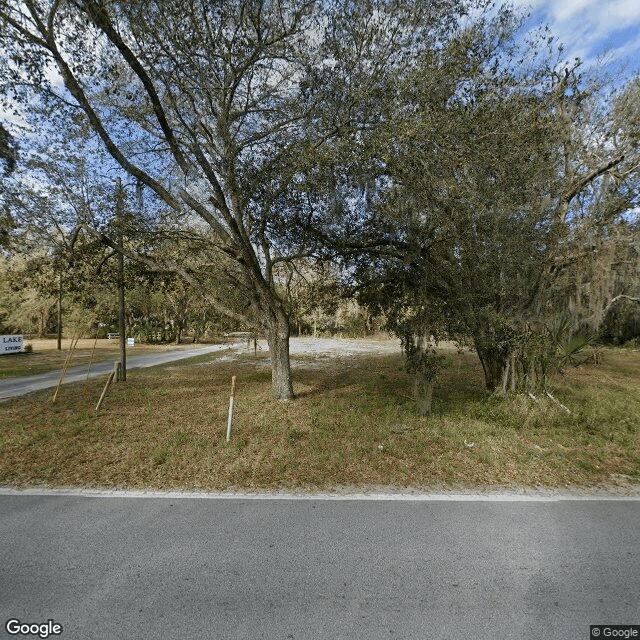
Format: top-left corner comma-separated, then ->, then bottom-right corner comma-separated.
127,338 -> 135,347
1,335 -> 23,355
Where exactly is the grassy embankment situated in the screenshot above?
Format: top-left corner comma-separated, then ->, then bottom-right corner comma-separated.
0,340 -> 638,491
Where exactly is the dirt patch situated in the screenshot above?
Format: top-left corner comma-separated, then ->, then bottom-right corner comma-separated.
219,336 -> 401,370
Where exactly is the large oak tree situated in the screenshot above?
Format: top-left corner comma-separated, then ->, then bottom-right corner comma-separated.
354,8 -> 640,393
0,0 -> 461,399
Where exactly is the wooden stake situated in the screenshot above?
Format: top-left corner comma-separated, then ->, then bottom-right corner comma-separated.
546,392 -> 572,414
226,375 -> 237,442
96,370 -> 115,411
52,327 -> 82,403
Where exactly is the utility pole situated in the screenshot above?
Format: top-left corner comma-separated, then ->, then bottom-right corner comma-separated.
56,272 -> 63,351
115,178 -> 126,381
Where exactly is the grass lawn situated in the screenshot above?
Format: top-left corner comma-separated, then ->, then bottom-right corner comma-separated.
0,342 -> 638,492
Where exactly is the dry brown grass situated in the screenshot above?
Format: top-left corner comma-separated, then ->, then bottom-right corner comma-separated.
0,344 -> 638,492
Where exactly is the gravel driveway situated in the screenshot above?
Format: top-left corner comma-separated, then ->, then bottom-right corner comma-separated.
221,336 -> 402,369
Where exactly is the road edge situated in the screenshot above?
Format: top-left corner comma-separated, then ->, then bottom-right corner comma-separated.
1,485 -> 640,501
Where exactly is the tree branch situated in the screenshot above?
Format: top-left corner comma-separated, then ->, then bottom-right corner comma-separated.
95,229 -> 258,328
81,0 -> 192,175
564,154 -> 625,206
602,294 -> 640,316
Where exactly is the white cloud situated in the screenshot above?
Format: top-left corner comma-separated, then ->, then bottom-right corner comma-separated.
608,32 -> 640,69
549,0 -> 595,23
510,0 -> 640,69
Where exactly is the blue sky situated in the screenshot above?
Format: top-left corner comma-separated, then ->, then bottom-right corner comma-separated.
511,0 -> 640,74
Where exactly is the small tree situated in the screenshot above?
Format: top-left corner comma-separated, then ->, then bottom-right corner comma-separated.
0,122 -> 18,248
0,123 -> 16,177
599,295 -> 640,345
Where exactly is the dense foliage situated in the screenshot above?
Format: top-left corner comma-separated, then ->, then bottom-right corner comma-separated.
1,0 -> 638,406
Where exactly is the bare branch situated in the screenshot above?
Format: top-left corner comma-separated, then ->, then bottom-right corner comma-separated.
95,229 -> 258,327
81,0 -> 192,176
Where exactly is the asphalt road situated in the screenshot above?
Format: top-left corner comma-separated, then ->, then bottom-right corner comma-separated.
1,492 -> 638,640
0,344 -> 233,400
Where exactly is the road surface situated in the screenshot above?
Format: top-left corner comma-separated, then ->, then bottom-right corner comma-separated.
0,344 -> 233,401
0,490 -> 638,640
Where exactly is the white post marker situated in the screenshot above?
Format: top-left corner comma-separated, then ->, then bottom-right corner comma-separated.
226,375 -> 237,442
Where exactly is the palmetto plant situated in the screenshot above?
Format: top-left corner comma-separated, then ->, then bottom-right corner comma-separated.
505,316 -> 597,394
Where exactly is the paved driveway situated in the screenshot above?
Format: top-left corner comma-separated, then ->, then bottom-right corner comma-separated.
0,344 -> 233,400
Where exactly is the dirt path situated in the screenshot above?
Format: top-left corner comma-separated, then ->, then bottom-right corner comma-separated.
209,336 -> 402,371
0,337 -> 402,399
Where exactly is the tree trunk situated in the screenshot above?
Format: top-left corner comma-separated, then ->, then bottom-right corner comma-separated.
118,258 -> 126,381
266,316 -> 294,401
116,179 -> 126,382
413,374 -> 434,416
476,343 -> 509,392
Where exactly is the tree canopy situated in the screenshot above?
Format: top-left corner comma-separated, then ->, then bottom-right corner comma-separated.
1,0 -> 639,405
